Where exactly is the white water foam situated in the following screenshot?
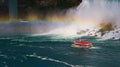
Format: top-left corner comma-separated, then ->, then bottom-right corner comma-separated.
102,28 -> 120,40
90,47 -> 101,50
14,44 -> 52,49
30,24 -> 96,38
26,53 -> 74,67
0,54 -> 8,59
26,53 -> 93,67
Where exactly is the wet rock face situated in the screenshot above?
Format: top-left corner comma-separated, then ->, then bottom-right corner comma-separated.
37,0 -> 82,9
17,0 -> 82,19
18,0 -> 82,10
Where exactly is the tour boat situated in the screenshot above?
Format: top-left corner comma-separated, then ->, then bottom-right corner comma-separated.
72,40 -> 93,48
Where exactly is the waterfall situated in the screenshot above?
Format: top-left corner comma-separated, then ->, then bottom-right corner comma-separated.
66,0 -> 120,40
8,0 -> 18,21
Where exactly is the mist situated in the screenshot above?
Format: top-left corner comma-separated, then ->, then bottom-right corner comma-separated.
45,0 -> 120,40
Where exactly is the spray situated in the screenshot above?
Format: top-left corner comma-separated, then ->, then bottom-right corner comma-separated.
66,0 -> 120,40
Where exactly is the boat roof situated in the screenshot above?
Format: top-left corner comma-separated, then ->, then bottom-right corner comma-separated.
74,41 -> 92,46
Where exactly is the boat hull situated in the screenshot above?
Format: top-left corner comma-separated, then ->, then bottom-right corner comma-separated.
71,44 -> 92,48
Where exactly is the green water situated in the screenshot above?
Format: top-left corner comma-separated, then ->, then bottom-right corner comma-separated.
0,35 -> 120,67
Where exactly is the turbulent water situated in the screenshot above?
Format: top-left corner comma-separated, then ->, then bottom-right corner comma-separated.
0,35 -> 120,67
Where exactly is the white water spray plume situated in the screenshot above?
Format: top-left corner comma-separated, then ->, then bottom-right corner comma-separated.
32,0 -> 120,40
47,0 -> 120,40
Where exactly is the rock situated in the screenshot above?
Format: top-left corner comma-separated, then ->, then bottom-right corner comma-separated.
18,0 -> 82,10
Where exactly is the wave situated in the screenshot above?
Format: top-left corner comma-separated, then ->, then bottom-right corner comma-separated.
26,53 -> 74,67
14,44 -> 54,50
0,54 -> 8,59
26,53 -> 93,67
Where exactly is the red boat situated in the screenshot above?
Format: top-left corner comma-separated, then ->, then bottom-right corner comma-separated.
72,41 -> 93,48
